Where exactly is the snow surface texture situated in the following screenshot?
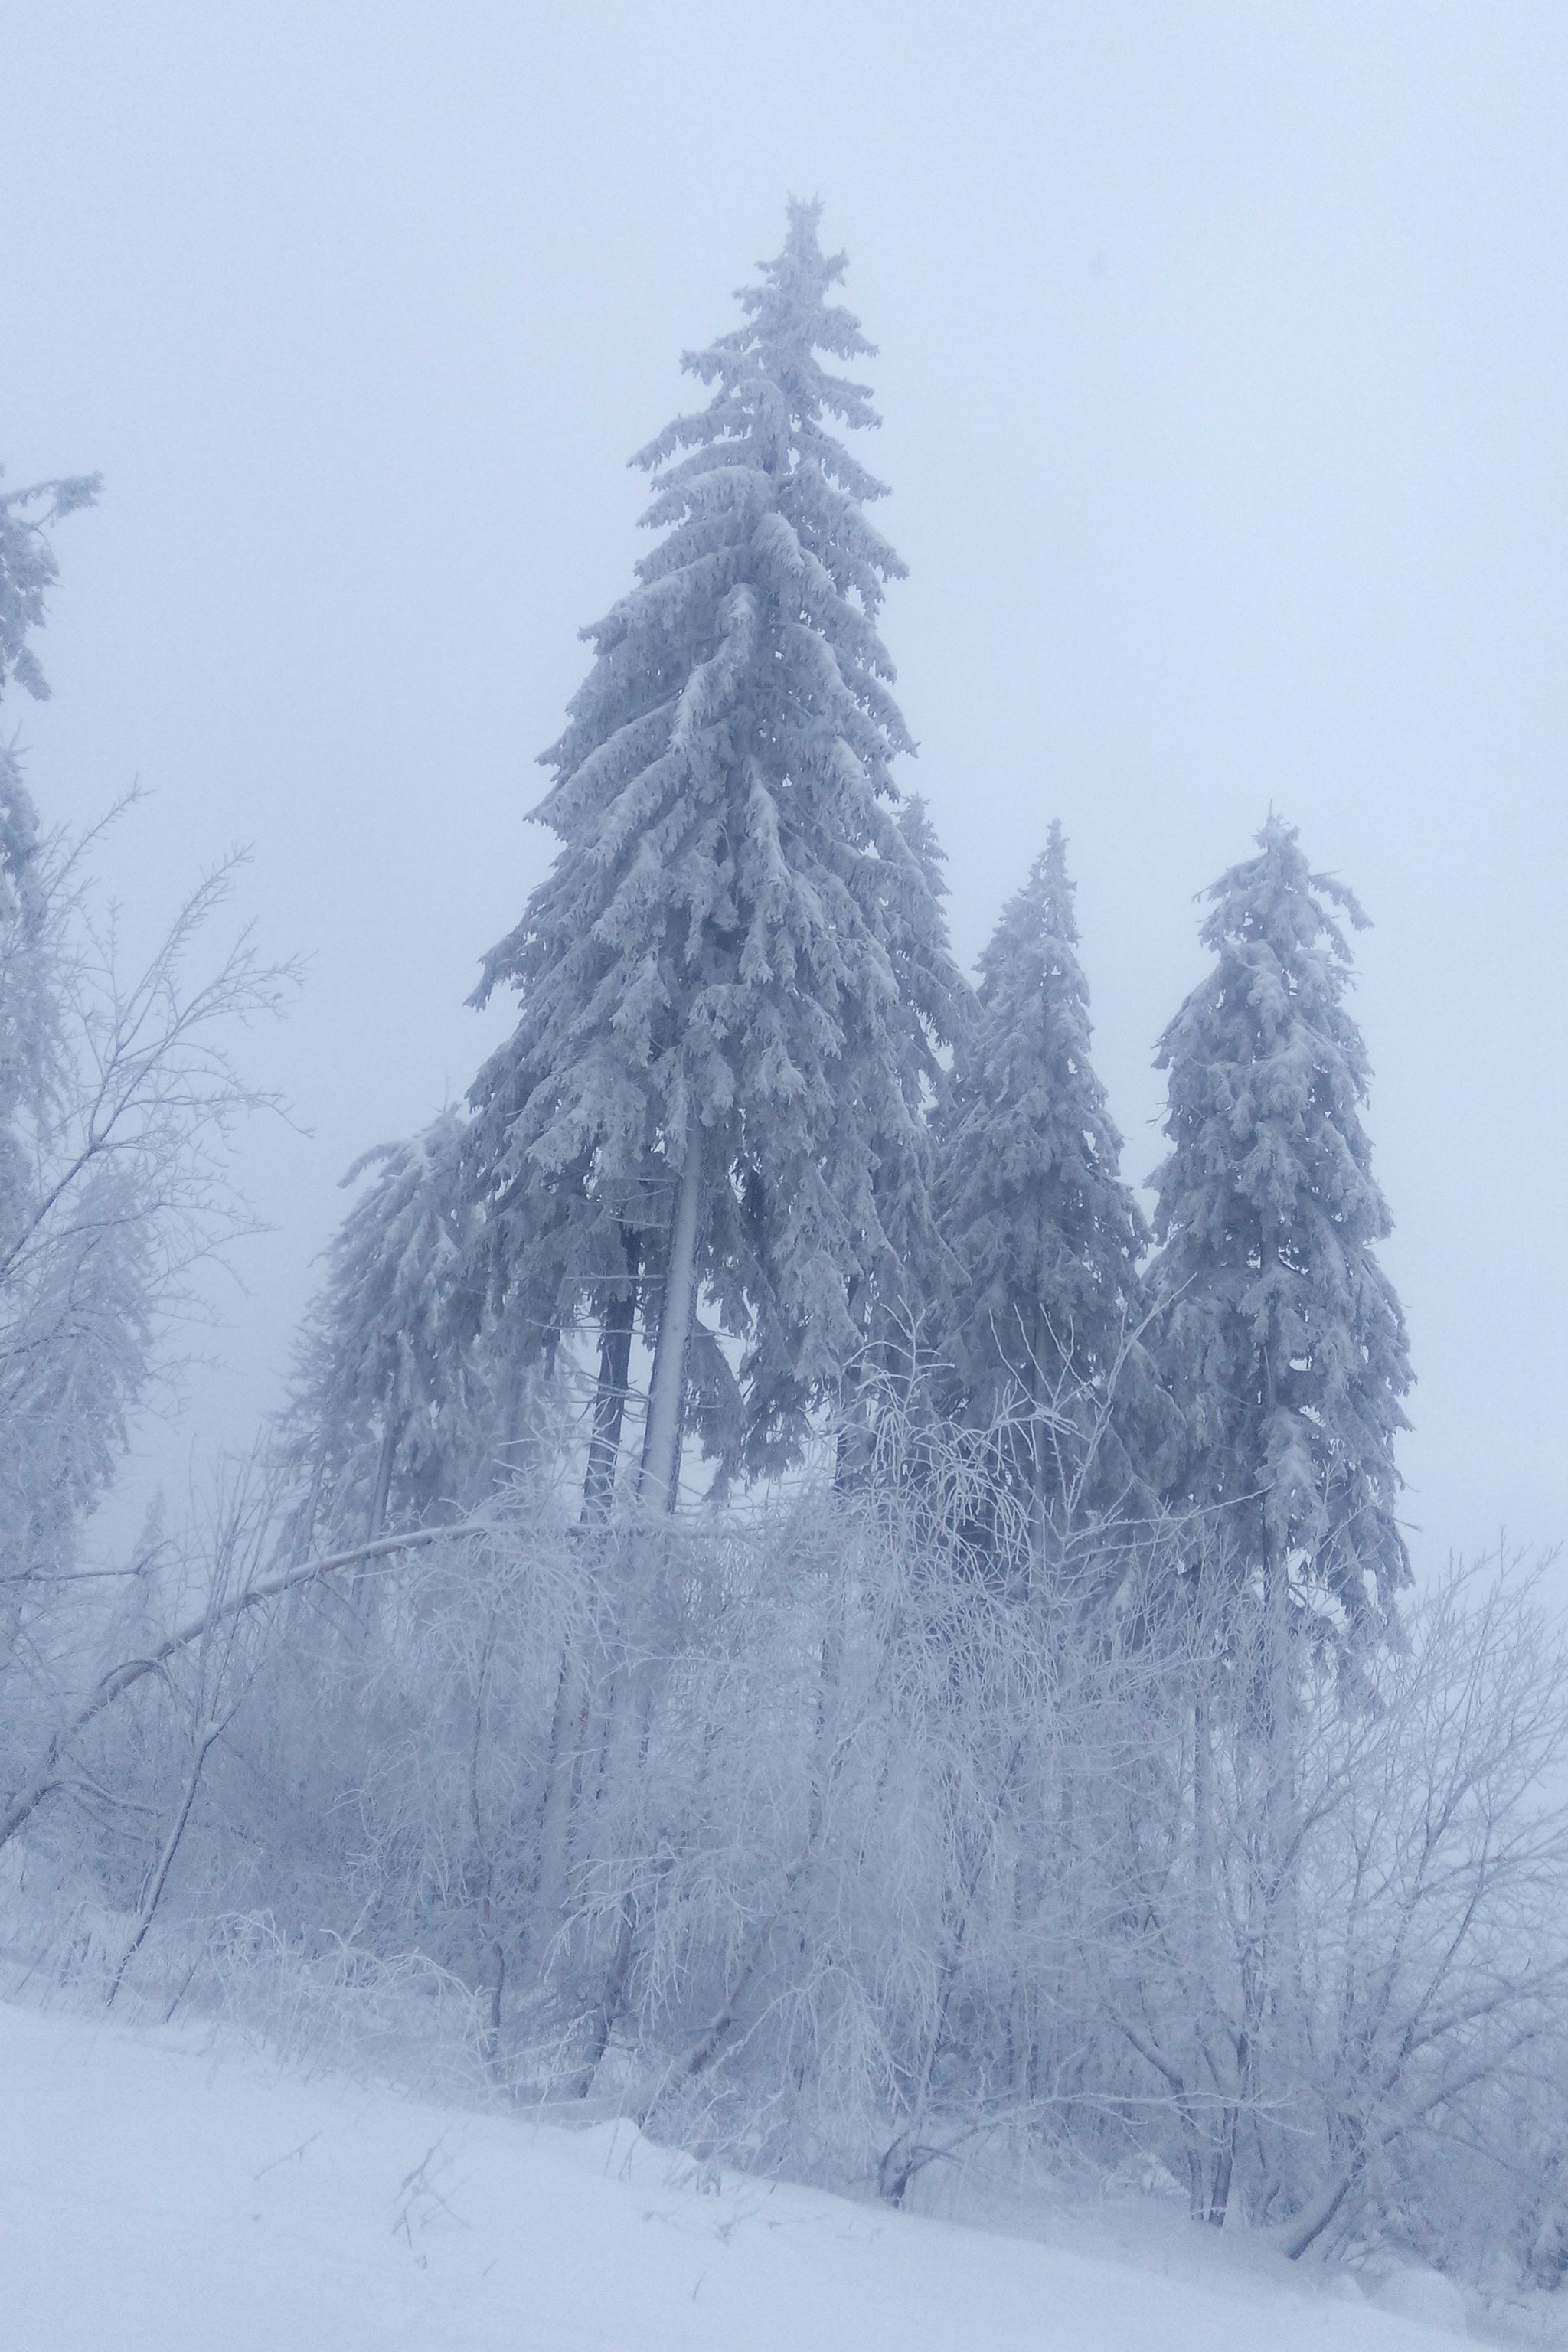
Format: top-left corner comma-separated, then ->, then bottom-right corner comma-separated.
0,1997 -> 1509,2351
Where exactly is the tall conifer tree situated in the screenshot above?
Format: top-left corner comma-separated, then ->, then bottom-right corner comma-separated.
466,203 -> 962,1503
1149,816 -> 1411,1625
939,823 -> 1159,1543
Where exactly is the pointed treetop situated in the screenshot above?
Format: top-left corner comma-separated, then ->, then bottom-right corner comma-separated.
639,198 -> 885,479
1155,809 -> 1381,1204
970,822 -> 1092,1064
998,815 -> 1077,956
954,818 -> 1136,1249
624,200 -> 905,648
941,823 -> 1154,1433
1042,812 -> 1070,888
1191,811 -> 1368,981
717,196 -> 881,421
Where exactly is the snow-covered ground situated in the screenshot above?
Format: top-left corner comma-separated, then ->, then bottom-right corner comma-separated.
0,1994 -> 1526,2349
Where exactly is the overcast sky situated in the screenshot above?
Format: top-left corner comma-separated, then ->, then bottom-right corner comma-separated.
5,2 -> 1565,1570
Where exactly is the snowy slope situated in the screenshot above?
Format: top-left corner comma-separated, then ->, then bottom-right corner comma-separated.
0,1997 -> 1488,2350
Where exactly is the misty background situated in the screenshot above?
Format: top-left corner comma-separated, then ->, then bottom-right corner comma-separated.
3,2 -> 1563,1572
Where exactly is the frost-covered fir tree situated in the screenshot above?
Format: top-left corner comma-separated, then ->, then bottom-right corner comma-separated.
939,823 -> 1161,1545
466,202 -> 963,1503
286,1111 -> 550,1540
1149,815 -> 1411,1625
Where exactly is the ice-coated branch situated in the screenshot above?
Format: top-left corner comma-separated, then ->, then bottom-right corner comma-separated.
0,1519 -> 485,1854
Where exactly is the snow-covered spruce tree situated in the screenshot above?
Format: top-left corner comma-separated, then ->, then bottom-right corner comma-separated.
938,822 -> 1164,1555
466,202 -> 963,1506
1148,814 -> 1411,1626
1142,821 -> 1412,2215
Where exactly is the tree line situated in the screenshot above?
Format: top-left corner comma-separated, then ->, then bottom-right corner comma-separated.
292,201 -> 1410,1625
5,207 -> 1566,2298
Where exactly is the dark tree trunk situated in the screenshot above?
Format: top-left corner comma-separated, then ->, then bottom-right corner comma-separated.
582,1229 -> 641,1523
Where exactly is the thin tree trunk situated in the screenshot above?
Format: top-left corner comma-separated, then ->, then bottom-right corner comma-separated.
639,1125 -> 704,1513
1264,1536 -> 1300,2100
652,1827 -> 823,2115
650,1612 -> 846,2118
467,1612 -> 506,2074
1207,2109 -> 1238,2228
584,1292 -> 635,1511
582,1230 -> 640,1522
573,1893 -> 638,2098
1280,2152 -> 1361,2260
878,1768 -> 1011,2210
577,1128 -> 700,2094
569,1637 -> 659,2098
352,1410 -> 407,1619
107,1717 -> 223,2007
531,1638 -> 590,1936
1030,1306 -> 1049,1589
368,1412 -> 403,1540
1190,1583 -> 1230,2223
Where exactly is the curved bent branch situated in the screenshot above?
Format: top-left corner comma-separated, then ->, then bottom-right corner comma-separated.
0,1520 -> 485,1854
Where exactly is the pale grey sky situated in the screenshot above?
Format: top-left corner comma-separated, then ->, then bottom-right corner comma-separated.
5,2 -> 1565,1568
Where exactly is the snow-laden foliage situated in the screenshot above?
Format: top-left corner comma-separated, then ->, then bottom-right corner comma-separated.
1149,815 -> 1412,1621
283,1112 -> 553,1543
466,201 -> 965,1488
0,467 -> 101,705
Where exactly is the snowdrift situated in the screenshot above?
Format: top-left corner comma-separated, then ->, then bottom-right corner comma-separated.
0,1995 -> 1514,2350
